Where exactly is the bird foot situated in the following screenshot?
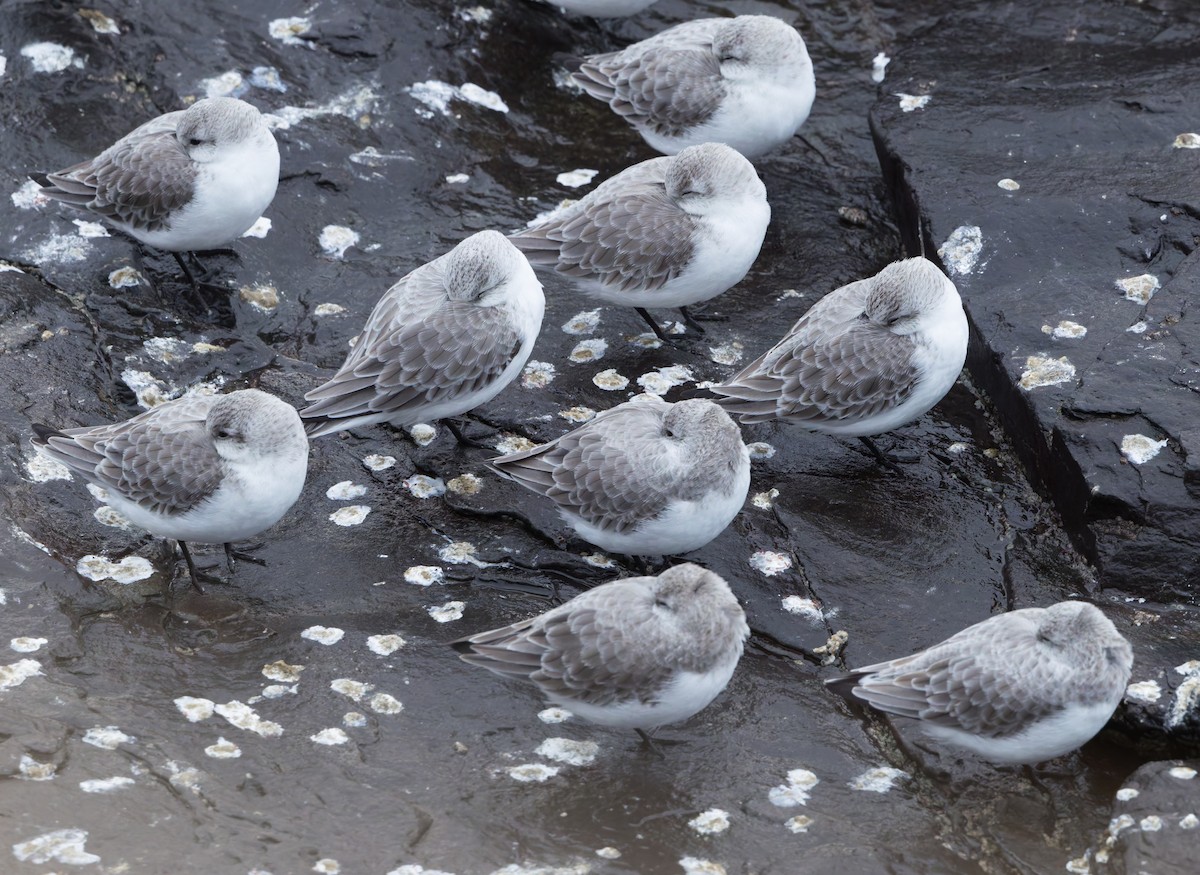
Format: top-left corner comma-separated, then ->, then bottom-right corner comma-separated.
224,542 -> 267,572
678,306 -> 726,334
857,437 -> 918,472
444,418 -> 494,449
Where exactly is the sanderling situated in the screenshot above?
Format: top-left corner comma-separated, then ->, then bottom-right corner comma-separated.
32,389 -> 308,588
709,258 -> 968,466
301,230 -> 544,443
32,97 -> 279,284
545,0 -> 658,17
489,395 -> 750,558
452,562 -> 749,744
510,143 -> 768,341
571,16 -> 815,159
826,601 -> 1133,764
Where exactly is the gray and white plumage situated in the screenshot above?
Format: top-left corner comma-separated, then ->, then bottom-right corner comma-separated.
33,96 -> 279,252
710,258 -> 968,437
300,230 -> 545,438
489,396 -> 750,557
31,389 -> 308,547
452,563 -> 749,732
509,143 -> 769,324
571,16 -> 815,158
827,602 -> 1133,764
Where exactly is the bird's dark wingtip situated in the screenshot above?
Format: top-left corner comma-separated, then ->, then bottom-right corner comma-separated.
28,172 -> 51,188
550,52 -> 584,73
31,423 -> 61,444
300,415 -> 330,439
823,672 -> 861,696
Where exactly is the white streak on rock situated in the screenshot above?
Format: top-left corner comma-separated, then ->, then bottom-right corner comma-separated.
174,696 -> 215,722
302,626 -> 345,646
1019,356 -> 1075,390
0,659 -> 42,690
896,93 -> 930,112
12,829 -> 99,865
535,738 -> 598,766
319,225 -> 359,259
556,169 -> 598,188
938,225 -> 982,275
849,766 -> 909,793
1120,434 -> 1167,465
21,42 -> 82,73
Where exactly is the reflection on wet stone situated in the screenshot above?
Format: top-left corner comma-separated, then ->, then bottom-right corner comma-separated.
1,0 -> 1197,874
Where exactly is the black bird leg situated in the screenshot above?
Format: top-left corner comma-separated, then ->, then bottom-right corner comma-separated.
677,306 -> 707,335
634,307 -> 674,343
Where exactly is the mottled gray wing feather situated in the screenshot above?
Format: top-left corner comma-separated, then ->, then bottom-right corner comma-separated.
574,46 -> 725,137
455,580 -> 674,707
849,615 -> 1065,738
40,110 -> 195,232
302,266 -> 523,424
713,280 -> 919,424
491,400 -> 678,533
509,161 -> 696,295
33,396 -> 222,515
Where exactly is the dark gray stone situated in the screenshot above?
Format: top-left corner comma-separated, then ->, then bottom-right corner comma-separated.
1,0 -> 1197,872
870,0 -> 1200,754
870,2 -> 1200,605
1091,759 -> 1200,875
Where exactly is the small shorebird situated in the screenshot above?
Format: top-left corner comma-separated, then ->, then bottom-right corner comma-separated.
300,230 -> 545,444
571,16 -> 815,159
826,601 -> 1133,764
32,96 -> 279,285
490,395 -> 750,559
32,389 -> 308,589
453,562 -> 749,747
710,257 -> 968,467
510,143 -> 769,341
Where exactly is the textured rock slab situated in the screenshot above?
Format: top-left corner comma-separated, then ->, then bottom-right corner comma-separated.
871,2 -> 1200,603
1090,759 -> 1200,875
0,0 -> 1191,872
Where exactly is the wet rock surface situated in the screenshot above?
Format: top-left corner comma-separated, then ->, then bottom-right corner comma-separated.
870,0 -> 1200,759
1089,759 -> 1200,875
870,3 -> 1200,600
0,1 -> 1194,873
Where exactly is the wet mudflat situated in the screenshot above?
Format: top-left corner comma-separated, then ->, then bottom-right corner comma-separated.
0,1 -> 1191,874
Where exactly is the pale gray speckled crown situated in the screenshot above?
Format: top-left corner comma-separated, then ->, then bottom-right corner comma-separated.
713,16 -> 808,69
864,257 -> 957,324
443,230 -> 525,301
666,143 -> 764,202
177,97 -> 268,150
207,389 -> 306,461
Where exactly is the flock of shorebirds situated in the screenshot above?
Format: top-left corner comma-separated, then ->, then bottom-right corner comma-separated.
27,10 -> 1133,765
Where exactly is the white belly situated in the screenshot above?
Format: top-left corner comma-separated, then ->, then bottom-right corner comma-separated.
581,196 -> 769,310
132,137 -> 280,252
549,658 -> 740,731
565,453 -> 750,556
923,699 -> 1121,765
641,78 -> 814,159
104,453 -> 306,544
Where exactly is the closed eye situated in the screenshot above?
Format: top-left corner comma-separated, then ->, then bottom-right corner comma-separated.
655,598 -> 669,609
